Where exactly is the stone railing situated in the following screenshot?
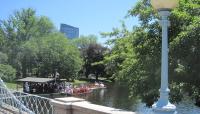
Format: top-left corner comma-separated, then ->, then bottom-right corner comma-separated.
51,97 -> 136,114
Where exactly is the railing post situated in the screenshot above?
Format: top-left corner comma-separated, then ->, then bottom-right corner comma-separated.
0,89 -> 2,107
19,91 -> 22,114
19,105 -> 22,114
0,79 -> 3,107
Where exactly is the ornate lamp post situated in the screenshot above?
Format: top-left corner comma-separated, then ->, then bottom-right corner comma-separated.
150,0 -> 179,114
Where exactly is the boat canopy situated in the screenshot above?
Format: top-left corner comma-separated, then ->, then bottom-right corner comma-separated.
17,77 -> 55,83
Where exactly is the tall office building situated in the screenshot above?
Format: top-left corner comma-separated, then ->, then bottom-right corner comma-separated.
60,24 -> 79,39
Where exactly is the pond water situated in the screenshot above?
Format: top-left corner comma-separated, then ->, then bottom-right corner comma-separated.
72,83 -> 200,114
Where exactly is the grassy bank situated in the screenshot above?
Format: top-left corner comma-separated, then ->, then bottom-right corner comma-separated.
4,80 -> 88,89
3,79 -> 107,90
4,82 -> 18,90
73,79 -> 88,85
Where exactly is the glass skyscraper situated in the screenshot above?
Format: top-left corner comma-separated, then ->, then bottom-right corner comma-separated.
60,24 -> 79,39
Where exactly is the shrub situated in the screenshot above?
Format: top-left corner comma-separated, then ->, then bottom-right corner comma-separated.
0,64 -> 16,82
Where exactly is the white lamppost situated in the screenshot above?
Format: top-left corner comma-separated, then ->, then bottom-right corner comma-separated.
150,0 -> 179,114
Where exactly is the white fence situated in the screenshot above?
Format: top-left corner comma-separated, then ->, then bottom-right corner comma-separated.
0,79 -> 53,114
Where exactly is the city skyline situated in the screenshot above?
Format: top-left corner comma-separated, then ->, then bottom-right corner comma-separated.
60,23 -> 79,39
0,0 -> 139,43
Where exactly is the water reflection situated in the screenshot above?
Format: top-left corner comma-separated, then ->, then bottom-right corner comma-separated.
75,83 -> 200,114
136,98 -> 200,114
176,97 -> 200,114
76,83 -> 139,111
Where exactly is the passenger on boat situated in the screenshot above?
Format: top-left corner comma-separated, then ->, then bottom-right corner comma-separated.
99,82 -> 105,87
73,86 -> 80,94
25,82 -> 30,93
95,81 -> 99,86
65,85 -> 73,95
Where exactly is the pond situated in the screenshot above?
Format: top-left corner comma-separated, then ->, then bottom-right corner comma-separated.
72,83 -> 200,114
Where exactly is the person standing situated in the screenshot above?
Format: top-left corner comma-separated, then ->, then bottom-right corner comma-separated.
25,82 -> 30,93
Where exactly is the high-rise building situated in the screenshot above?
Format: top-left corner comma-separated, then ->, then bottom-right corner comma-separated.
60,24 -> 79,39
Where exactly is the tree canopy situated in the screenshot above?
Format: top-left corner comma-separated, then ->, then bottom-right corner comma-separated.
0,8 -> 83,81
21,33 -> 83,79
102,0 -> 200,106
71,35 -> 108,80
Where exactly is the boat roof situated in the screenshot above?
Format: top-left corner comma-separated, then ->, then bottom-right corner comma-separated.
17,77 -> 55,83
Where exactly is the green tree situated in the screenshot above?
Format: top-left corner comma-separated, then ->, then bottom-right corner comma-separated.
21,33 -> 83,80
0,8 -> 55,78
0,52 -> 8,64
72,35 -> 97,49
0,64 -> 16,82
86,43 -> 107,80
103,0 -> 200,106
71,35 -> 98,78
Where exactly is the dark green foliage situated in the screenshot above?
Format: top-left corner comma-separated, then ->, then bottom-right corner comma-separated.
0,52 -> 8,64
86,43 -> 107,80
72,35 -> 108,80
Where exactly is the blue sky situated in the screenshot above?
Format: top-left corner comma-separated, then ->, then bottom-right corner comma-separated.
0,0 -> 139,43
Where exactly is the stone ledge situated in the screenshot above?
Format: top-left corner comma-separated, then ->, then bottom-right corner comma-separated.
73,101 -> 136,114
51,97 -> 137,114
50,100 -> 72,109
55,97 -> 85,103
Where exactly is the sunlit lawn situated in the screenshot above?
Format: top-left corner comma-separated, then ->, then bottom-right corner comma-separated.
73,80 -> 88,85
